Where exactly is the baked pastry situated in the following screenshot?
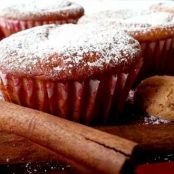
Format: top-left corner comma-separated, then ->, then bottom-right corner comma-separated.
135,76 -> 174,121
0,24 -> 142,124
79,9 -> 174,81
0,0 -> 84,37
150,1 -> 174,13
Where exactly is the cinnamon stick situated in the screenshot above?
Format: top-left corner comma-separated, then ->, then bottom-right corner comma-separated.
99,123 -> 174,152
1,123 -> 174,165
0,131 -> 96,174
0,101 -> 137,174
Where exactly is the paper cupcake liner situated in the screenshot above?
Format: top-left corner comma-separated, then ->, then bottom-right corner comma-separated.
0,59 -> 142,124
0,27 -> 5,40
0,18 -> 78,37
138,37 -> 174,81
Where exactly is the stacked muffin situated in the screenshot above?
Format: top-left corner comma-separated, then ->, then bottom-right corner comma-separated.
0,0 -> 84,37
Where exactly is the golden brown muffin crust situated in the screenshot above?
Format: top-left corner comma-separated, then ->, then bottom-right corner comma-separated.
0,24 -> 141,81
135,76 -> 174,121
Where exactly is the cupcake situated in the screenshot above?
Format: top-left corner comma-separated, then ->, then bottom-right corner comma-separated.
79,9 -> 174,81
150,1 -> 174,13
0,0 -> 84,37
0,24 -> 142,124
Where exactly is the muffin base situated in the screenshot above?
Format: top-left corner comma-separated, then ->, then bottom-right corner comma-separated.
0,18 -> 78,37
138,37 -> 174,81
0,59 -> 142,124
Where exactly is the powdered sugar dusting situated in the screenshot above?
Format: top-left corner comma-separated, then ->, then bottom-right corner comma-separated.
71,0 -> 166,15
0,24 -> 141,80
79,9 -> 138,24
144,115 -> 170,125
80,9 -> 174,27
79,9 -> 174,41
123,12 -> 174,26
0,0 -> 84,20
151,1 -> 174,11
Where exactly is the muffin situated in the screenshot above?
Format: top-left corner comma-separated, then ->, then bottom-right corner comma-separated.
79,9 -> 174,81
135,76 -> 174,121
0,0 -> 84,37
0,24 -> 142,124
150,1 -> 174,13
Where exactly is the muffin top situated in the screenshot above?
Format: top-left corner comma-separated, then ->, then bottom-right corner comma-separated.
150,1 -> 174,13
0,0 -> 84,21
79,9 -> 174,41
0,24 -> 141,81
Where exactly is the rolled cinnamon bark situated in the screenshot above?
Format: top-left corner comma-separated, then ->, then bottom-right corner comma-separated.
3,100 -> 173,173
0,101 -> 137,174
1,122 -> 174,165
0,131 -> 96,174
99,123 -> 174,152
